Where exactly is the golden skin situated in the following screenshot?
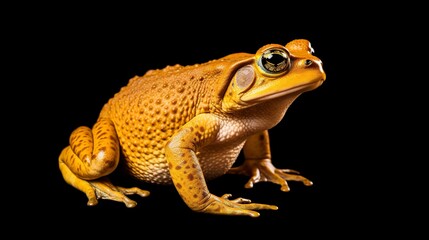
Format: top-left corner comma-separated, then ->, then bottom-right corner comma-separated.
59,39 -> 326,217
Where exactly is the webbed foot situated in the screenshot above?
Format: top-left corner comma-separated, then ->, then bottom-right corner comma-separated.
227,159 -> 312,192
197,193 -> 278,217
87,177 -> 150,208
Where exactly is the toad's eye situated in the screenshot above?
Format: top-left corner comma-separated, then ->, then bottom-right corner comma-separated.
258,48 -> 290,75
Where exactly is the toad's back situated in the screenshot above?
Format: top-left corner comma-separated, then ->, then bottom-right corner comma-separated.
99,57 -> 250,184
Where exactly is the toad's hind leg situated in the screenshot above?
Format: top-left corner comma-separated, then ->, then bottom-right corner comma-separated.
58,118 -> 150,207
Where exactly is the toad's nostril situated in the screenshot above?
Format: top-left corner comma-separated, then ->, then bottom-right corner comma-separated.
305,59 -> 313,66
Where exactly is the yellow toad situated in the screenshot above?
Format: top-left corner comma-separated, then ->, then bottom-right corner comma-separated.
59,39 -> 326,217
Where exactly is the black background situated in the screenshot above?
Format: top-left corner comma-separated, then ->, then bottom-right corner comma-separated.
6,3 -> 418,238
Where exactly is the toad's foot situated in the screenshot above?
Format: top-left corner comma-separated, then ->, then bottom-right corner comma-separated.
227,159 -> 313,192
198,193 -> 278,217
86,177 -> 150,208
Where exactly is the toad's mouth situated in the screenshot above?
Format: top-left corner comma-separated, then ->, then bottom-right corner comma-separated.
242,82 -> 322,102
240,70 -> 325,103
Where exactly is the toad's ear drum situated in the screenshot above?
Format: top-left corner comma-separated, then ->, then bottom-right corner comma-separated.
235,65 -> 255,91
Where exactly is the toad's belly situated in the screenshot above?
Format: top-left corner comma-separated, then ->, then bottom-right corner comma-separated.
123,143 -> 245,185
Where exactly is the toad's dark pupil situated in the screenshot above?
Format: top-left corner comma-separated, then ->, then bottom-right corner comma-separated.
263,52 -> 284,65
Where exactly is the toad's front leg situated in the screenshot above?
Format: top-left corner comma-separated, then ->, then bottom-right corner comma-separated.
166,114 -> 277,217
228,130 -> 313,192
